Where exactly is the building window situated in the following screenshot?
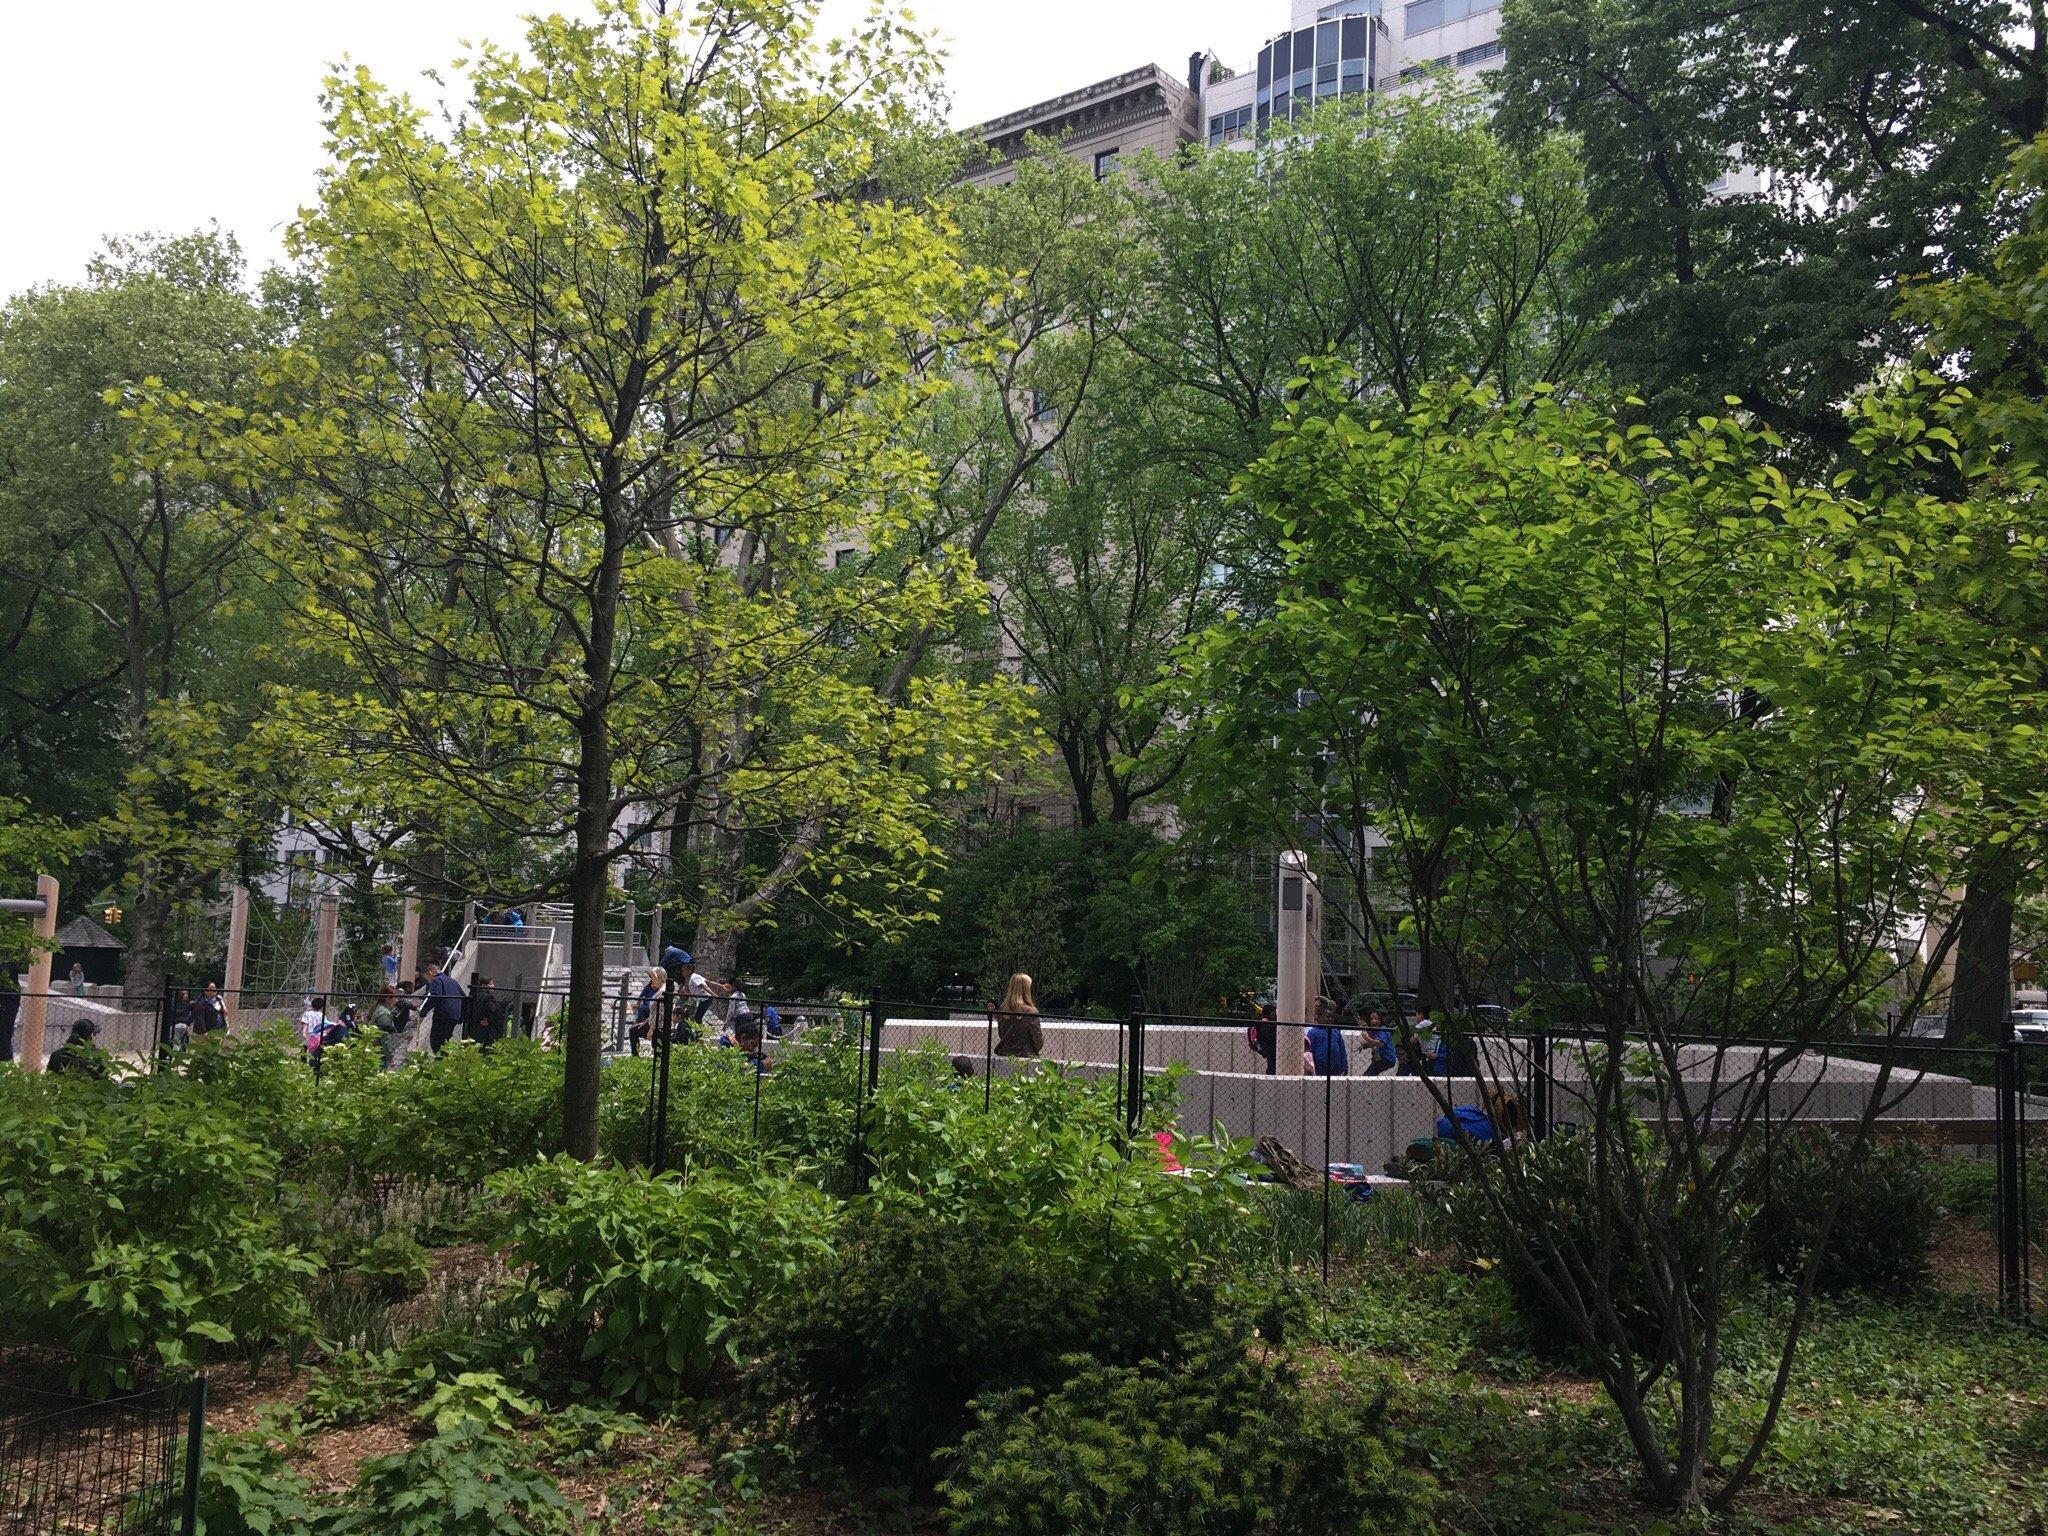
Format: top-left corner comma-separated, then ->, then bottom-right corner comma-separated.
1456,38 -> 1504,65
832,547 -> 856,569
1094,147 -> 1121,179
1028,388 -> 1058,424
1405,0 -> 1498,34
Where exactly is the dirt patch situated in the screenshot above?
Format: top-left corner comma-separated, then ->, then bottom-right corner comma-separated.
1932,1220 -> 2005,1303
290,1412 -> 416,1495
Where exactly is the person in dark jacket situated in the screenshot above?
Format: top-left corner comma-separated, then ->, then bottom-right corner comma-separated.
422,963 -> 467,1052
0,978 -> 17,1064
470,976 -> 509,1050
193,981 -> 228,1037
167,987 -> 196,1049
47,1020 -> 108,1078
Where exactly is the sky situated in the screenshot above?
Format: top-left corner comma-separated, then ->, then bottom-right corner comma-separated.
0,0 -> 1277,299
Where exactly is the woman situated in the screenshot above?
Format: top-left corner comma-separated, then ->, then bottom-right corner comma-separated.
629,966 -> 667,1056
993,971 -> 1044,1058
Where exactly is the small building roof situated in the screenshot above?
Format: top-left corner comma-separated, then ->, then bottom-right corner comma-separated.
55,915 -> 125,951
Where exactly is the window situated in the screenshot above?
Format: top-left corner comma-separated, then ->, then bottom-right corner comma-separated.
832,547 -> 856,569
1404,0 -> 1497,34
1341,16 -> 1368,57
1028,387 -> 1056,423
1456,38 -> 1504,65
1093,147 -> 1121,179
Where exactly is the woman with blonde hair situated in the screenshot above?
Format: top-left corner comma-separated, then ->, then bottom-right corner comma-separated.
629,966 -> 668,1056
993,971 -> 1043,1057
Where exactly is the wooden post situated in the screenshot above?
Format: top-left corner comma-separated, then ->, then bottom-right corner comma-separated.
399,897 -> 421,985
222,884 -> 249,1013
312,892 -> 339,998
623,900 -> 638,967
1275,851 -> 1321,1077
20,874 -> 59,1072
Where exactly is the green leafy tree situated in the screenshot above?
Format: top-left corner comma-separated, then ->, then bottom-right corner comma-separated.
160,0 -> 1027,1155
0,231 -> 273,998
1167,370 -> 2048,1509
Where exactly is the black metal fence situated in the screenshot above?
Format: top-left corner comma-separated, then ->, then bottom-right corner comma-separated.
0,1347 -> 203,1536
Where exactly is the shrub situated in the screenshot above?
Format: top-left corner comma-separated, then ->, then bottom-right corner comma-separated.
940,1318 -> 1434,1536
1742,1130 -> 1940,1294
0,1070 -> 317,1383
487,1157 -> 834,1404
320,1419 -> 574,1536
318,1037 -> 564,1187
740,1205 -> 1223,1482
190,1429 -> 318,1536
1442,1128 -> 1712,1367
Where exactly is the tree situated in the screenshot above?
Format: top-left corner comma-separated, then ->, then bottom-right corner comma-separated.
1168,370 -> 2048,1509
1118,83 -> 1592,525
980,350 -> 1230,823
679,140 -> 1121,975
1497,0 -> 2038,455
167,0 -> 1026,1157
0,230 -> 271,999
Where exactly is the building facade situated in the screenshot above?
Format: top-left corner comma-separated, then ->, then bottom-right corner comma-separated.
965,0 -> 1510,176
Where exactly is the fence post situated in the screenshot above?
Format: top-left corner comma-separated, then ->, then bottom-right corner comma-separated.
1532,1028 -> 1552,1141
154,986 -> 173,1072
651,992 -> 674,1177
1117,999 -> 1138,1149
1320,1052 -> 1334,1287
982,1007 -> 996,1112
1123,1000 -> 1147,1137
1999,1040 -> 2025,1318
179,1374 -> 207,1536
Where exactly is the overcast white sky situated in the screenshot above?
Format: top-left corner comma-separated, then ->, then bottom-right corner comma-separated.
0,0 -> 1276,299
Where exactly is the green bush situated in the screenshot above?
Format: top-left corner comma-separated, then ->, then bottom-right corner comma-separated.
321,1419 -> 574,1536
190,1430 -> 318,1536
1742,1130 -> 1940,1294
316,1037 -> 564,1187
0,1070 -> 318,1382
1442,1128 -> 1711,1367
940,1319 -> 1434,1536
487,1157 -> 834,1404
740,1204 -> 1223,1482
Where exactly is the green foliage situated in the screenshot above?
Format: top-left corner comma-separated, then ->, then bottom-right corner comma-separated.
487,1157 -> 834,1404
743,1070 -> 1252,1480
1442,1130 -> 1710,1368
320,1419 -> 574,1536
191,1430 -> 318,1536
740,1204 -> 1224,1483
941,1318 -> 1435,1536
0,1070 -> 316,1382
1742,1131 -> 1941,1295
313,1036 -> 563,1187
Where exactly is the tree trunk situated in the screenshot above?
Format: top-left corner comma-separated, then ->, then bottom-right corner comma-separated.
1950,854 -> 2015,1045
125,877 -> 169,1006
563,518 -> 625,1161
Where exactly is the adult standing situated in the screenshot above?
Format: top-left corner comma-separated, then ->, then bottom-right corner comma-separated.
47,1019 -> 107,1077
1306,997 -> 1350,1076
368,984 -> 400,1068
68,961 -> 86,996
470,975 -> 508,1049
193,980 -> 228,1037
993,971 -> 1044,1058
422,963 -> 467,1052
629,966 -> 666,1055
379,943 -> 400,987
167,986 -> 196,1049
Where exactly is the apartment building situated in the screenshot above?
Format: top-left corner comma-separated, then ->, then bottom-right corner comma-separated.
963,0 -> 1508,181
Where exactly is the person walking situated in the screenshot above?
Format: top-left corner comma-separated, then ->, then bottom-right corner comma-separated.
422,963 -> 467,1052
993,971 -> 1044,1058
1361,1009 -> 1398,1076
1249,1001 -> 1278,1076
194,981 -> 228,1037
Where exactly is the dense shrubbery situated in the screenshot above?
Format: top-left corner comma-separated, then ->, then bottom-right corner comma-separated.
1742,1131 -> 1941,1294
742,1204 -> 1224,1479
488,1157 -> 834,1404
941,1315 -> 1435,1536
740,1063 -> 1253,1479
0,1068 -> 317,1381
